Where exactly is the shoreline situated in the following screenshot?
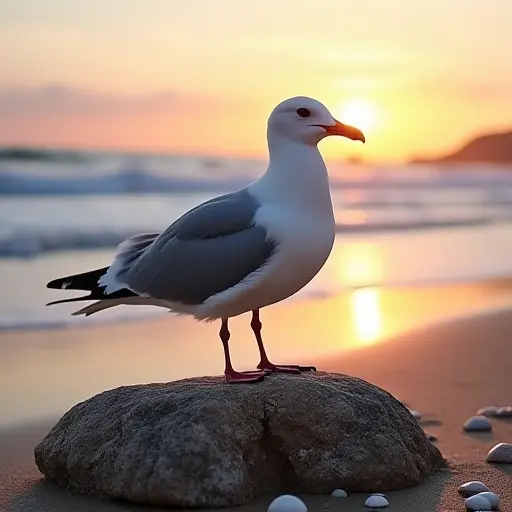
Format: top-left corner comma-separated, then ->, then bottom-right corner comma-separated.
3,278 -> 512,430
1,306 -> 512,511
3,271 -> 512,334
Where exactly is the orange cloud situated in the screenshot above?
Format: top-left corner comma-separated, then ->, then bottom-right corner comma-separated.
0,85 -> 264,155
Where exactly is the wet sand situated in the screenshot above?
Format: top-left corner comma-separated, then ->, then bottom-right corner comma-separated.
1,292 -> 512,511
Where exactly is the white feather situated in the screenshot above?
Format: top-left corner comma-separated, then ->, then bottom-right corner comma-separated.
98,258 -> 127,294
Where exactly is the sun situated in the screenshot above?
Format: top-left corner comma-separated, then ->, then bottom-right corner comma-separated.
337,98 -> 378,132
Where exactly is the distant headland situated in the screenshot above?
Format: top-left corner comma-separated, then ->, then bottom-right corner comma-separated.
411,130 -> 512,165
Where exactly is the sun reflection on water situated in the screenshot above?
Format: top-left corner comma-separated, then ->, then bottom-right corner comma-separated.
350,287 -> 382,343
332,241 -> 385,344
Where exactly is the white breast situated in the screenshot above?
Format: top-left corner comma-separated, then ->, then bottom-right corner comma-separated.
196,202 -> 335,320
195,140 -> 336,321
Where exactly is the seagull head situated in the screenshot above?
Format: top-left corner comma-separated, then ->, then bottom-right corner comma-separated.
267,96 -> 365,146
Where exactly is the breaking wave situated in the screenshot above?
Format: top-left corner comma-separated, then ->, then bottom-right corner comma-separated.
0,216 -> 505,259
2,164 -> 512,196
0,169 -> 254,195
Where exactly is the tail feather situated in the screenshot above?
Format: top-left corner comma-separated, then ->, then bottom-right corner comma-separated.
71,301 -> 118,317
71,297 -> 159,317
46,265 -> 139,316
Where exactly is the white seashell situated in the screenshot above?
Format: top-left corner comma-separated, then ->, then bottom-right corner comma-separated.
330,489 -> 348,498
496,405 -> 512,418
268,495 -> 308,512
464,494 -> 492,510
476,406 -> 499,417
463,415 -> 492,432
486,442 -> 512,463
475,491 -> 500,510
364,495 -> 389,508
458,481 -> 490,497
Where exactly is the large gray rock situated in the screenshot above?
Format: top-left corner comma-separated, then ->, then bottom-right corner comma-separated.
34,372 -> 446,507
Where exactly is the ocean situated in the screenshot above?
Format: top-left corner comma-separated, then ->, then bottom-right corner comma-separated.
2,147 -> 512,331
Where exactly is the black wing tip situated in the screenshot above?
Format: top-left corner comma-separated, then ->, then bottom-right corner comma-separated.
46,278 -> 65,290
46,266 -> 109,291
46,277 -> 76,290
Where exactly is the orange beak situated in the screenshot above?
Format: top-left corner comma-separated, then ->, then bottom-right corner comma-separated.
316,120 -> 365,143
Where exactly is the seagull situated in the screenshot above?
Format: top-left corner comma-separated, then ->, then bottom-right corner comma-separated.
46,96 -> 365,383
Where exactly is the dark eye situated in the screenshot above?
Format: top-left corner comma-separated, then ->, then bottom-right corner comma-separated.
296,108 -> 311,118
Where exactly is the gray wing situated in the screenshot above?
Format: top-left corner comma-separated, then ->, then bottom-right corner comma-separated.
116,189 -> 277,305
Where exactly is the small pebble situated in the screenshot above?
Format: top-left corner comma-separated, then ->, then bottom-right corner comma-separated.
364,495 -> 389,508
371,493 -> 386,497
458,481 -> 490,497
408,409 -> 422,420
496,405 -> 512,418
486,442 -> 512,463
330,489 -> 348,498
464,494 -> 492,511
476,406 -> 500,417
475,491 -> 500,510
268,495 -> 307,512
463,415 -> 492,432
425,432 -> 438,441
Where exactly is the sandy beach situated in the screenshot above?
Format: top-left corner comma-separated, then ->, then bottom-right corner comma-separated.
3,0 -> 512,510
1,285 -> 512,511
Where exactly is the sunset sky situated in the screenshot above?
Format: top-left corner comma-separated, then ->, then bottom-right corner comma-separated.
1,0 -> 511,162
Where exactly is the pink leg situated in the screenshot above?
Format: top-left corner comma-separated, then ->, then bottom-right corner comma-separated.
220,318 -> 266,383
251,310 -> 317,373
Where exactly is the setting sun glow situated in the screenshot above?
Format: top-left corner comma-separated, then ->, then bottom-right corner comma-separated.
337,99 -> 378,133
1,1 -> 511,162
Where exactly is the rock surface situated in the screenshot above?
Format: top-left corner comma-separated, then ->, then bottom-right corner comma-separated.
34,372 -> 446,508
